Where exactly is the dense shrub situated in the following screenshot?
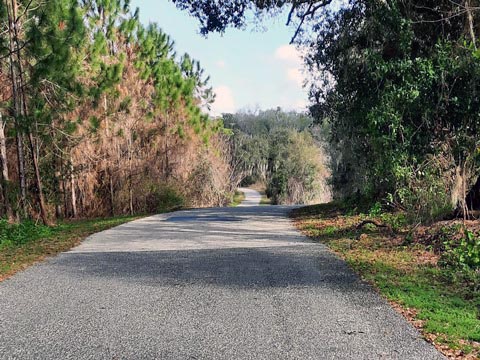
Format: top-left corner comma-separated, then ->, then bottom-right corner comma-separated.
145,185 -> 185,214
439,228 -> 480,291
0,220 -> 54,249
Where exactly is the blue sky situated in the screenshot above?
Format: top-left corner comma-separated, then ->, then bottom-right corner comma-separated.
130,0 -> 309,115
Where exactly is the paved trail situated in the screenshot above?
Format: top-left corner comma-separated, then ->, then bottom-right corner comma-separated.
0,191 -> 443,359
237,187 -> 262,206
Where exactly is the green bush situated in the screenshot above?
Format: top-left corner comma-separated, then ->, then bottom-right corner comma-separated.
368,202 -> 383,217
440,229 -> 480,291
393,158 -> 455,224
379,212 -> 408,232
145,186 -> 185,214
441,230 -> 480,271
0,220 -> 54,250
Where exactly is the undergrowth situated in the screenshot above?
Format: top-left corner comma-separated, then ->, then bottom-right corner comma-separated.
229,190 -> 246,207
0,215 -> 141,280
0,220 -> 54,250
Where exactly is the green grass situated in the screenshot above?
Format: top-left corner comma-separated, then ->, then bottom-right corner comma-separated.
292,203 -> 480,357
245,183 -> 271,205
260,192 -> 271,205
0,215 -> 141,281
349,257 -> 480,344
230,190 -> 246,207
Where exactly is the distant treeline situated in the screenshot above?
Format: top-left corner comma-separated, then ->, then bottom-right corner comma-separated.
224,109 -> 331,205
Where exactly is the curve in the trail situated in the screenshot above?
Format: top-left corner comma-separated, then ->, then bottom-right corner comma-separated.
237,187 -> 262,206
0,206 -> 444,359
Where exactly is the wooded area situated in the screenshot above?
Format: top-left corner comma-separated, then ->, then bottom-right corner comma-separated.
2,0 -> 480,225
174,0 -> 480,223
306,0 -> 480,223
224,109 -> 330,205
0,0 -> 234,225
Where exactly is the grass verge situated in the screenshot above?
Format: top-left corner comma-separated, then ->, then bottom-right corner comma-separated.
248,182 -> 271,205
230,190 -> 246,207
260,192 -> 271,206
0,215 -> 141,282
291,202 -> 480,360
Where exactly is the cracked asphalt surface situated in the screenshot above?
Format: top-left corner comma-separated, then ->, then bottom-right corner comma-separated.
0,190 -> 443,359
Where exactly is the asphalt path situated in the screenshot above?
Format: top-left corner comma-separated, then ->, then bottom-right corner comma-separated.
0,190 -> 443,359
237,187 -> 262,206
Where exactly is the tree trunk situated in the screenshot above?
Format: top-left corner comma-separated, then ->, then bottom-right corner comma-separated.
28,133 -> 51,225
70,161 -> 77,218
462,165 -> 468,221
0,114 -> 15,223
6,0 -> 27,217
128,134 -> 134,215
109,171 -> 115,216
466,0 -> 477,49
55,187 -> 62,219
129,186 -> 134,216
54,154 -> 63,219
15,132 -> 27,216
9,0 -> 51,225
164,114 -> 170,179
452,163 -> 470,220
60,157 -> 69,218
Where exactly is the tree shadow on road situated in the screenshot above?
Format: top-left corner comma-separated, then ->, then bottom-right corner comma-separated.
56,245 -> 375,306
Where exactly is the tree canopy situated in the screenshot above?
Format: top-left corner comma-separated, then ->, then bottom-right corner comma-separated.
171,0 -> 334,40
305,0 -> 480,221
175,0 -> 480,221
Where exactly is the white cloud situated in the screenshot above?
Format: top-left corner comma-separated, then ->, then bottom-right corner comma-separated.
287,68 -> 304,87
274,44 -> 303,65
274,44 -> 307,87
211,85 -> 235,116
216,60 -> 226,69
293,98 -> 308,111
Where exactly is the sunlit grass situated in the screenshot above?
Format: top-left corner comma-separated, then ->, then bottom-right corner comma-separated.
229,190 -> 246,206
260,192 -> 271,205
0,215 -> 141,281
292,203 -> 480,358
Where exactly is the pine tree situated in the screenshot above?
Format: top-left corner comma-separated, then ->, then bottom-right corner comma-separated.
0,0 -> 229,221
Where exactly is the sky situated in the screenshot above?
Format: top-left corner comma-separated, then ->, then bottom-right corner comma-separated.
130,0 -> 309,116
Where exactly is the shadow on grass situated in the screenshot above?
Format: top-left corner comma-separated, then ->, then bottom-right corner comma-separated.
290,202 -> 351,220
298,222 -> 395,246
